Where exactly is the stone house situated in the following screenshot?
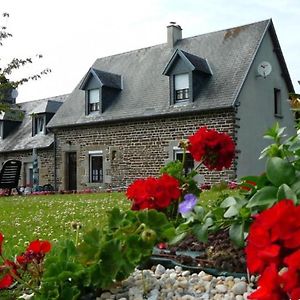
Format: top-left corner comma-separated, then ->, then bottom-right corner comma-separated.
47,19 -> 295,191
0,95 -> 67,188
1,19 -> 296,191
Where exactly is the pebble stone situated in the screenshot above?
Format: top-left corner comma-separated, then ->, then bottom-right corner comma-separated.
96,264 -> 257,300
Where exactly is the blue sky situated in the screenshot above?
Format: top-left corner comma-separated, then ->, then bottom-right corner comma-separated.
1,0 -> 300,102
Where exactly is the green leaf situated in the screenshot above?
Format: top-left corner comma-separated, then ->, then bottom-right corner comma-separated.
192,217 -> 213,242
266,157 -> 295,186
107,207 -> 123,228
291,179 -> 300,199
193,205 -> 205,217
169,232 -> 188,245
288,139 -> 300,152
247,186 -> 278,208
229,223 -> 245,248
224,205 -> 239,218
277,184 -> 298,204
220,196 -> 237,208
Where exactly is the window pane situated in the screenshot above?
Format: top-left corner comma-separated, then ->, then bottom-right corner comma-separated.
90,155 -> 103,183
174,151 -> 194,175
35,116 -> 45,134
88,89 -> 99,104
274,88 -> 281,115
175,74 -> 189,90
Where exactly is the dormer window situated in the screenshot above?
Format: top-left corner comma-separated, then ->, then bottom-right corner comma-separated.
33,114 -> 46,135
88,89 -> 100,113
79,68 -> 122,115
175,73 -> 189,102
163,49 -> 213,106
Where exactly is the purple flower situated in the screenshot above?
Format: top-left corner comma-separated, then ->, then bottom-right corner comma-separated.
178,194 -> 198,215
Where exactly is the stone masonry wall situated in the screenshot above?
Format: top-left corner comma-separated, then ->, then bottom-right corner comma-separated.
0,148 -> 55,187
55,109 -> 237,191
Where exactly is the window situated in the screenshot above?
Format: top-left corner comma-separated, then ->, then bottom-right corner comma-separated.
274,88 -> 282,116
173,148 -> 194,175
89,152 -> 103,183
88,89 -> 100,113
174,73 -> 189,102
0,122 -> 3,139
34,115 -> 45,135
24,162 -> 33,187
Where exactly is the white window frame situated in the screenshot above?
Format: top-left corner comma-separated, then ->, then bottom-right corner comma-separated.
88,89 -> 100,113
173,147 -> 194,175
174,73 -> 189,103
89,150 -> 103,183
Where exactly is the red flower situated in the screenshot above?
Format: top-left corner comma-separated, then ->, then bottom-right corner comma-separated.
188,127 -> 235,171
248,264 -> 288,300
246,199 -> 300,299
0,260 -> 18,289
126,174 -> 181,210
280,250 -> 300,296
246,199 -> 300,273
27,240 -> 51,254
0,273 -> 14,289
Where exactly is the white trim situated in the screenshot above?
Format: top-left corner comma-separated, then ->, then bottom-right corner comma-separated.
88,150 -> 103,155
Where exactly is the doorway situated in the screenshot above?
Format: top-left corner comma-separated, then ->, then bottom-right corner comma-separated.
66,152 -> 77,191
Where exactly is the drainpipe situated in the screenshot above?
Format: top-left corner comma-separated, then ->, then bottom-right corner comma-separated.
54,132 -> 57,191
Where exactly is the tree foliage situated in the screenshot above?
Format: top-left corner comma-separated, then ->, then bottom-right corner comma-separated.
0,12 -> 51,109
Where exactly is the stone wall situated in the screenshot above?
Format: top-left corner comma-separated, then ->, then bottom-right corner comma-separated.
0,148 -> 55,187
55,109 -> 237,191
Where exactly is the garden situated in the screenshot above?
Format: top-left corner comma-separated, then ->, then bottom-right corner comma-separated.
1,124 -> 300,299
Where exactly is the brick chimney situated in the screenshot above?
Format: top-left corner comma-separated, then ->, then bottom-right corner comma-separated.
167,22 -> 182,48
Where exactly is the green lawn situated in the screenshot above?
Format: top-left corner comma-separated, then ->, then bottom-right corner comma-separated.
0,192 -> 130,258
0,188 -> 239,259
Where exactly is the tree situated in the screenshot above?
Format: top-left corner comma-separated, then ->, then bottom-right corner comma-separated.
0,12 -> 51,111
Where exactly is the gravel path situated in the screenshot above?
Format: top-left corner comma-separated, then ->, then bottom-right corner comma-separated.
97,264 -> 257,300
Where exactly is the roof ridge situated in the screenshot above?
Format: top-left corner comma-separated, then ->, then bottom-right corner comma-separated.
16,94 -> 69,105
93,18 -> 272,65
94,19 -> 271,62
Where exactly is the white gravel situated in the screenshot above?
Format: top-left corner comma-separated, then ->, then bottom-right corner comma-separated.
97,264 -> 257,300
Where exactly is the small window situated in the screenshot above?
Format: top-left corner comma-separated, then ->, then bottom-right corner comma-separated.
34,115 -> 45,135
0,122 -> 3,139
88,89 -> 100,113
274,88 -> 282,117
89,154 -> 103,183
24,162 -> 33,187
174,73 -> 189,103
173,148 -> 194,175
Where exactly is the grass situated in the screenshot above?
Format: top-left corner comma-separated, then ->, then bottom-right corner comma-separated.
0,187 -> 240,258
0,192 -> 130,258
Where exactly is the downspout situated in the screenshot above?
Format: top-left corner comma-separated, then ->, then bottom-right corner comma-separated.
54,132 -> 57,191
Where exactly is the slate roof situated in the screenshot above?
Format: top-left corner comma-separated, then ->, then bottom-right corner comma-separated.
162,49 -> 213,75
0,95 -> 68,153
80,68 -> 122,90
48,19 -> 294,128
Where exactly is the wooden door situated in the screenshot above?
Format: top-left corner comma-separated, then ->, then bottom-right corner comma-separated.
67,152 -> 77,191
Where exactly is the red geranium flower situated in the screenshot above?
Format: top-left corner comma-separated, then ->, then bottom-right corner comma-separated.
0,260 -> 18,289
126,174 -> 181,210
248,264 -> 288,300
27,240 -> 51,254
188,127 -> 235,171
280,250 -> 300,296
246,199 -> 300,273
